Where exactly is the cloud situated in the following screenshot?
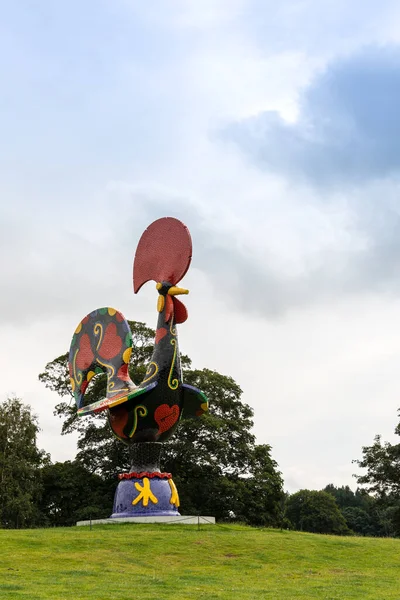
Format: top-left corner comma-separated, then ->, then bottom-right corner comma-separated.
3,9 -> 400,327
0,212 -> 130,327
225,47 -> 400,186
107,182 -> 400,319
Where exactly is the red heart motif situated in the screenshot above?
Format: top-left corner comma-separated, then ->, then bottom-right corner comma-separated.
154,404 -> 180,434
108,405 -> 129,439
76,334 -> 95,370
155,327 -> 167,344
98,323 -> 123,360
117,364 -> 129,380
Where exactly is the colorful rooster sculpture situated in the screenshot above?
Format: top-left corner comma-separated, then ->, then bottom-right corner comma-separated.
68,218 -> 208,518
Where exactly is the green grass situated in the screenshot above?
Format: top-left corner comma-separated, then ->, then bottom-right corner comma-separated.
0,524 -> 399,599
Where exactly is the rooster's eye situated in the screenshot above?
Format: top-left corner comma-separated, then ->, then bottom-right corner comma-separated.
156,281 -> 171,295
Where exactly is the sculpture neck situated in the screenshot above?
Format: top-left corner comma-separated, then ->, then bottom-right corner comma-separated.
155,309 -> 179,351
145,308 -> 182,387
129,442 -> 162,473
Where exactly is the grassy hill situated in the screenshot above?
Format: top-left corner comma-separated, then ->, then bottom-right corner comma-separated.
0,523 -> 399,599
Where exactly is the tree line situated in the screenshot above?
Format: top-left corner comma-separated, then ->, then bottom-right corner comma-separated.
1,320 -> 400,534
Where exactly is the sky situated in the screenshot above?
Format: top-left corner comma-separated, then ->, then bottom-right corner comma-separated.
1,0 -> 400,493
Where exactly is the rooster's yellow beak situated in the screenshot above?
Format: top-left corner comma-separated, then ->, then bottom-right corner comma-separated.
167,286 -> 189,296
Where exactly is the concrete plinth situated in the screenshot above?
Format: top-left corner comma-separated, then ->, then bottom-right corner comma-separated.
76,515 -> 215,526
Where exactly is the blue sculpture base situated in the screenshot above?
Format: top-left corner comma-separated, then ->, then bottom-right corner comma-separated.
111,476 -> 180,518
111,442 -> 180,518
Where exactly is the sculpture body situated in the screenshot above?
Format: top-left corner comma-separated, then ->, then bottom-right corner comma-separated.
68,218 -> 208,517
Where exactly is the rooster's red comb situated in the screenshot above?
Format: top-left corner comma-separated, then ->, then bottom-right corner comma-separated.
133,217 -> 192,293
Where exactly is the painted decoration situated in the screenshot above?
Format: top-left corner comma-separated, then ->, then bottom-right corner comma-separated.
67,217 -> 209,517
68,307 -> 137,413
111,475 -> 180,518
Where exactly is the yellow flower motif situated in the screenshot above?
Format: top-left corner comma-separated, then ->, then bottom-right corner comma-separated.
132,478 -> 158,507
169,479 -> 180,507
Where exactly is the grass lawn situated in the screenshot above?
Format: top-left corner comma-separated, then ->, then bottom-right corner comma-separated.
0,524 -> 399,599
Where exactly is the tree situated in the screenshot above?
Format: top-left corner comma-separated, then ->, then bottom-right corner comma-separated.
237,444 -> 285,527
0,397 -> 49,528
323,484 -> 385,537
353,424 -> 400,537
285,490 -> 351,535
39,461 -> 112,526
39,321 -> 284,525
323,484 -> 360,509
354,434 -> 400,497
